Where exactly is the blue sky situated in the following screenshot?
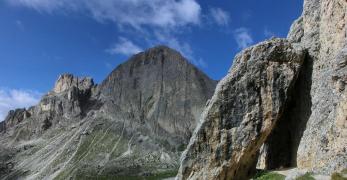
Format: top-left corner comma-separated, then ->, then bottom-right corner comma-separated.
0,0 -> 303,120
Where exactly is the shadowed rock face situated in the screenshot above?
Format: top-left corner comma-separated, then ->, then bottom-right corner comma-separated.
0,46 -> 216,179
256,53 -> 313,170
177,39 -> 305,180
177,0 -> 346,179
287,0 -> 347,174
99,46 -> 217,146
258,0 -> 347,174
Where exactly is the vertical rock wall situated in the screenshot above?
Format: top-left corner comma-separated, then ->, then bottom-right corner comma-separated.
177,39 -> 305,180
288,0 -> 347,173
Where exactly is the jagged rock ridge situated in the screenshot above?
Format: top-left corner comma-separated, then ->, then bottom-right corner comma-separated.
0,46 -> 217,179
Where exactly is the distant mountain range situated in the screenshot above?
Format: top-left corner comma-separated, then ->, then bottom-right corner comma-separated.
0,46 -> 216,179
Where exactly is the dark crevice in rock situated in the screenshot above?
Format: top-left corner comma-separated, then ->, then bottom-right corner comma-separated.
41,118 -> 52,131
0,121 -> 5,133
259,53 -> 313,170
177,39 -> 305,179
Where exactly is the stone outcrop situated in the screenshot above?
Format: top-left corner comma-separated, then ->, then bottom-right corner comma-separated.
39,73 -> 96,120
0,46 -> 216,179
177,39 -> 305,180
287,0 -> 347,174
259,0 -> 347,174
177,0 -> 347,179
99,46 -> 216,145
0,109 -> 31,133
53,74 -> 94,94
0,74 -> 96,136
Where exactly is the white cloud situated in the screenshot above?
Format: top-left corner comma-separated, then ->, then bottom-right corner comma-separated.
106,37 -> 143,56
6,0 -> 201,29
7,0 -> 217,69
210,8 -> 230,26
0,88 -> 41,121
233,28 -> 253,49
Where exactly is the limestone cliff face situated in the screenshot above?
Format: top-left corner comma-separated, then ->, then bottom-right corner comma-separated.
255,0 -> 347,174
0,46 -> 216,179
0,74 -> 96,136
177,39 -> 305,180
99,46 -> 216,146
0,109 -> 31,133
287,0 -> 347,173
177,0 -> 347,179
53,74 -> 94,94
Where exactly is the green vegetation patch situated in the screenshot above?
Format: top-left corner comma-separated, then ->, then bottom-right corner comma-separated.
74,170 -> 178,180
177,143 -> 186,152
146,170 -> 178,180
331,168 -> 347,180
331,173 -> 347,180
253,170 -> 285,180
341,168 -> 347,175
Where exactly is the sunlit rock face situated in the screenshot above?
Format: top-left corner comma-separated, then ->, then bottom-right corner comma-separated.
287,0 -> 347,174
53,74 -> 94,94
177,39 -> 305,180
177,0 -> 347,179
99,46 -> 217,146
0,46 -> 217,179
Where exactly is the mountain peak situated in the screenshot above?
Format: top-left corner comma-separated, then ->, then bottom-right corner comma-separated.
147,45 -> 179,53
126,45 -> 186,65
53,73 -> 94,94
0,45 -> 217,179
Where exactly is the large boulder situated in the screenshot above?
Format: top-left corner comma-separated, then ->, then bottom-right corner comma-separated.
177,39 -> 305,180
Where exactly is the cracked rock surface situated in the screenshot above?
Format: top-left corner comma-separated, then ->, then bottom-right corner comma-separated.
177,39 -> 305,180
0,46 -> 216,180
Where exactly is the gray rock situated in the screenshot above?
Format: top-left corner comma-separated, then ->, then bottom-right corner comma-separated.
0,46 -> 216,179
99,46 -> 216,146
53,74 -> 94,94
0,109 -> 31,133
249,0 -> 347,175
176,39 -> 305,180
287,0 -> 347,174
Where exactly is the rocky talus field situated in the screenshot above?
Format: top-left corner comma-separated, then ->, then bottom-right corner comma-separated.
1,0 -> 346,179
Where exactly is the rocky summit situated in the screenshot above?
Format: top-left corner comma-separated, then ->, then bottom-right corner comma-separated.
1,0 -> 346,179
0,46 -> 217,179
177,0 -> 347,179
